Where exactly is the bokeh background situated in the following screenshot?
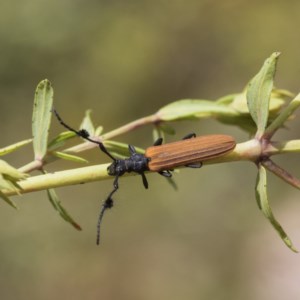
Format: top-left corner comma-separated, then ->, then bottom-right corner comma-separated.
1,1 -> 300,299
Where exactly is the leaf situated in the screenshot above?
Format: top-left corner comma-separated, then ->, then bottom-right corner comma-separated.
32,79 -> 54,160
104,140 -> 145,159
95,126 -> 103,136
216,94 -> 237,105
157,99 -> 238,121
48,131 -> 77,151
264,92 -> 300,139
0,139 -> 32,156
0,190 -> 17,209
152,127 -> 165,144
255,164 -> 297,252
80,110 -> 95,136
246,52 -> 280,137
230,90 -> 286,115
52,151 -> 88,163
0,160 -> 26,209
157,123 -> 176,135
0,174 -> 21,192
46,188 -> 82,231
0,159 -> 28,181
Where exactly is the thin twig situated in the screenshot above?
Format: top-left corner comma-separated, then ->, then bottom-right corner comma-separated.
262,158 -> 300,190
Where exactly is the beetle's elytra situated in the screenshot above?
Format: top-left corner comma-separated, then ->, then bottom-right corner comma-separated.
146,134 -> 236,172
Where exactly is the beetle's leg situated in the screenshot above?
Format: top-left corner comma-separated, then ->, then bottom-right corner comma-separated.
158,170 -> 172,177
153,137 -> 163,146
96,175 -> 119,245
185,162 -> 202,168
182,133 -> 196,140
128,144 -> 137,155
140,172 -> 149,189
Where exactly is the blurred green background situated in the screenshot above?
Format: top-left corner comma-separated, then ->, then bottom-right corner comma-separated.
1,1 -> 300,299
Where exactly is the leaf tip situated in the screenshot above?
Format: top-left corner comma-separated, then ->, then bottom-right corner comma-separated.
73,222 -> 83,231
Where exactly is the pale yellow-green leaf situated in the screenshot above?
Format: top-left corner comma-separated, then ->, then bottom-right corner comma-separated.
152,127 -> 165,144
103,140 -> 145,159
46,188 -> 82,230
157,99 -> 238,121
95,126 -> 104,136
0,159 -> 27,180
157,123 -> 176,135
80,110 -> 95,136
0,190 -> 17,209
32,79 -> 54,160
52,151 -> 88,163
230,90 -> 286,115
0,139 -> 32,156
48,131 -> 77,151
0,174 -> 21,193
255,164 -> 297,252
246,52 -> 280,137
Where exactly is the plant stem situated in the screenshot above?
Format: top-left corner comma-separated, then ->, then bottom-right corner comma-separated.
262,158 -> 300,190
7,140 -> 263,197
264,140 -> 300,155
5,164 -> 110,196
66,114 -> 159,153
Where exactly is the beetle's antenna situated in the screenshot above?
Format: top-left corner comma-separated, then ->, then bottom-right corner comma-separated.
96,175 -> 119,244
52,108 -> 116,161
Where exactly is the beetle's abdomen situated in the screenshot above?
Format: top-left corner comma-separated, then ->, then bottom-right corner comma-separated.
145,135 -> 236,172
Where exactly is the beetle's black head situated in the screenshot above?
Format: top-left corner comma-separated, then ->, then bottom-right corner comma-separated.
107,161 -> 118,176
107,160 -> 126,176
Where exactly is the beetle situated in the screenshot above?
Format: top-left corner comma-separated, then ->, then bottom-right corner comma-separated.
53,109 -> 236,244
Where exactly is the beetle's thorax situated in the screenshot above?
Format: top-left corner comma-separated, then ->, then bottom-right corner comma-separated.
107,153 -> 150,176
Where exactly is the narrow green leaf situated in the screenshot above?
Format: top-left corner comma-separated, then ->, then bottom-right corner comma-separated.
152,127 -> 165,144
229,90 -> 286,115
157,123 -> 176,135
80,110 -> 95,136
0,160 -> 26,208
157,99 -> 238,121
0,161 -> 23,209
46,188 -> 82,231
0,139 -> 32,156
0,159 -> 28,180
255,164 -> 297,252
264,92 -> 300,139
52,151 -> 88,163
48,131 -> 77,151
0,174 -> 21,192
32,79 -> 54,160
104,140 -> 145,159
246,52 -> 280,137
95,126 -> 103,136
0,190 -> 17,209
216,94 -> 237,105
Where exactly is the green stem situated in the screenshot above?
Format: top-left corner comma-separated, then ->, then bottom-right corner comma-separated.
8,138 -> 300,197
264,140 -> 300,155
66,114 -> 158,153
7,140 -> 262,197
5,164 -> 110,196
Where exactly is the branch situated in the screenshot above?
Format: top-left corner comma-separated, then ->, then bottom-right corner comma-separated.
4,164 -> 110,196
4,140 -> 262,197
